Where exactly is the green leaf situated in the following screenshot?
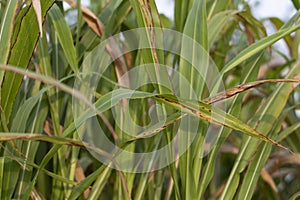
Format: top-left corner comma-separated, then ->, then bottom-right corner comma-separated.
179,0 -> 209,98
174,0 -> 193,32
129,112 -> 183,140
220,61 -> 300,200
0,0 -> 20,130
102,0 -> 131,37
1,0 -> 55,127
208,10 -> 236,48
178,1 -> 208,198
291,0 -> 300,9
0,0 -> 19,64
153,94 -> 290,150
222,24 -> 300,74
11,87 -> 49,132
237,142 -> 272,200
48,4 -> 78,73
235,62 -> 300,200
278,122 -> 300,141
207,0 -> 230,19
289,190 -> 300,200
68,166 -> 106,200
198,52 -> 265,197
0,157 -> 5,199
86,167 -> 112,200
15,99 -> 48,199
129,0 -> 171,94
0,133 -> 85,147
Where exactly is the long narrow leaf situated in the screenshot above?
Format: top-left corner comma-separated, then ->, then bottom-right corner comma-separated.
48,4 -> 78,72
153,94 -> 290,151
1,0 -> 55,125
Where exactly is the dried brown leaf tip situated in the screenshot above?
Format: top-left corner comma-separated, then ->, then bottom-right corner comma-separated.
63,0 -> 104,36
32,0 -> 42,37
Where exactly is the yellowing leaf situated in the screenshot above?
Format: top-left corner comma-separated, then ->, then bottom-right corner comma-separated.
32,0 -> 42,37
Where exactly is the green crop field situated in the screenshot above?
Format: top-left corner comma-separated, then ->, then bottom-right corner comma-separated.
0,0 -> 299,199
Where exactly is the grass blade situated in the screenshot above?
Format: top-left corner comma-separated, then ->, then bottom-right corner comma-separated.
222,24 -> 300,74
48,4 -> 78,72
154,94 -> 290,151
220,61 -> 300,199
0,0 -> 19,64
1,0 -> 55,126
